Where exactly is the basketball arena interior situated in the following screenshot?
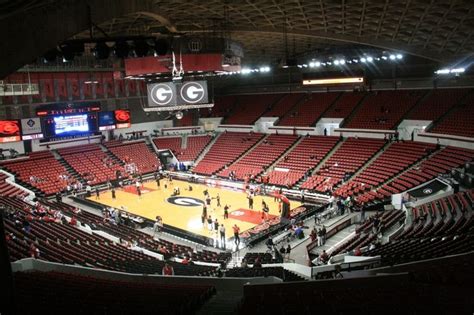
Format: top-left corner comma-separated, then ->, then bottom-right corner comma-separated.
1,1 -> 474,314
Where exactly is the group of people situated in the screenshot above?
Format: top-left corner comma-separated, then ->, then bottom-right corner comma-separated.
310,225 -> 327,247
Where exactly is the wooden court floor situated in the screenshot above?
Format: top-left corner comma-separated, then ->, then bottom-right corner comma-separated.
87,179 -> 301,239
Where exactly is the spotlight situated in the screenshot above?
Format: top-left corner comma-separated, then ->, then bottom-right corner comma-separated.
315,61 -> 321,67
93,42 -> 110,60
114,41 -> 130,59
450,68 -> 465,73
241,68 -> 251,74
389,54 -> 396,60
309,62 -> 315,67
435,69 -> 450,74
334,60 -> 340,65
381,56 -> 388,60
360,58 -> 367,63
339,59 -> 345,65
396,54 -> 403,59
366,56 -> 373,62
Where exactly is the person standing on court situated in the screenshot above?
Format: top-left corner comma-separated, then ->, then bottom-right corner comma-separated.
223,205 -> 229,219
111,187 -> 116,199
156,175 -> 160,188
219,224 -> 226,249
216,194 -> 221,207
248,195 -> 254,209
233,224 -> 240,247
207,215 -> 213,231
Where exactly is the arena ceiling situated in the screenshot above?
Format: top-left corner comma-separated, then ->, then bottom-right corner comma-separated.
76,0 -> 474,65
1,0 -> 474,77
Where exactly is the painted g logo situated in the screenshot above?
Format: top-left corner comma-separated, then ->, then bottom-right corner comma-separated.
167,196 -> 204,207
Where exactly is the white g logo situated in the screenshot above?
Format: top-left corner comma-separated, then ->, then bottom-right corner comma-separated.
180,82 -> 205,104
150,83 -> 173,106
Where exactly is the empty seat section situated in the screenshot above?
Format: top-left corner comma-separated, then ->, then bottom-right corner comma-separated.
199,95 -> 237,118
407,88 -> 468,121
267,136 -> 339,186
323,92 -> 365,119
225,94 -> 280,125
337,142 -> 436,201
153,137 -> 181,155
193,132 -> 264,175
429,92 -> 474,137
58,144 -> 121,185
1,151 -> 68,195
344,90 -> 424,129
264,93 -> 304,118
0,173 -> 27,197
383,146 -> 474,194
301,138 -> 385,192
278,92 -> 339,126
218,134 -> 298,180
106,141 -> 160,174
180,135 -> 212,161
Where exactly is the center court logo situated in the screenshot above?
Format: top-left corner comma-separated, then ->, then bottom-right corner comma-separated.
167,196 -> 204,207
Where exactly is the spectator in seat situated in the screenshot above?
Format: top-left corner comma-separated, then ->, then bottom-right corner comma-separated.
29,243 -> 40,259
181,256 -> 190,265
241,259 -> 248,268
354,247 -> 362,256
319,250 -> 329,264
69,216 -> 77,226
294,226 -> 304,239
162,263 -> 174,276
286,245 -> 292,259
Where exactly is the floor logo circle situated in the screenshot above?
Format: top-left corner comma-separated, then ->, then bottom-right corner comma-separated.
167,196 -> 204,207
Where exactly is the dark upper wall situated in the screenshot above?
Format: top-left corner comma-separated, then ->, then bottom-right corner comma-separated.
0,0 -> 152,79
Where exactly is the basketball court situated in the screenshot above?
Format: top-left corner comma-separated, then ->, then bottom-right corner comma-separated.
87,179 -> 301,239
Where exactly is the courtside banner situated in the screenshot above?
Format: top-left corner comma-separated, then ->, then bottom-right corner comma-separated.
21,118 -> 42,135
